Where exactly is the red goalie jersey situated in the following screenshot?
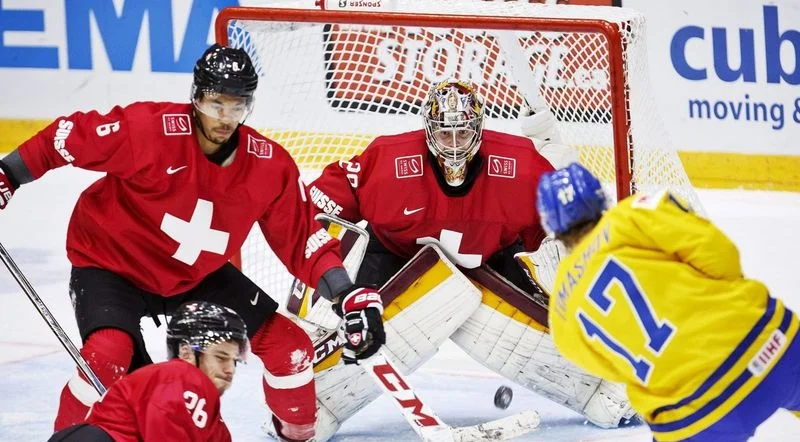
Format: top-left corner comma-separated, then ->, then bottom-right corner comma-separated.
85,359 -> 230,442
18,102 -> 341,295
310,129 -> 554,268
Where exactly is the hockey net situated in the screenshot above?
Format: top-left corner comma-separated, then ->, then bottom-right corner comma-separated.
217,0 -> 701,302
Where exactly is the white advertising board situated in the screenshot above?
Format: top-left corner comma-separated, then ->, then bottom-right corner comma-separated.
0,0 -> 291,117
1,0 -> 798,156
624,0 -> 800,154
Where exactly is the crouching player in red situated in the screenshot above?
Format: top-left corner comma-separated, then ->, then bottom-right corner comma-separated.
49,301 -> 247,442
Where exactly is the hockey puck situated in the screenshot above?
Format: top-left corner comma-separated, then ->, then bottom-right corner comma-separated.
494,385 -> 513,409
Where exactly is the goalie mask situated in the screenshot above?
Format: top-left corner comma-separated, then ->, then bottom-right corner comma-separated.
166,301 -> 249,362
192,44 -> 258,125
423,80 -> 485,187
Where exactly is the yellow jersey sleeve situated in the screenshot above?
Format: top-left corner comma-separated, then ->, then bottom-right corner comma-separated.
620,190 -> 742,282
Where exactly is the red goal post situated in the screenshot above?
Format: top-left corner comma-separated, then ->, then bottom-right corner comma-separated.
215,1 -> 700,298
216,5 -> 634,195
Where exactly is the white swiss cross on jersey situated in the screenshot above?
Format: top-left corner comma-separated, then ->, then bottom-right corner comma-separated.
416,229 -> 482,268
160,199 -> 230,265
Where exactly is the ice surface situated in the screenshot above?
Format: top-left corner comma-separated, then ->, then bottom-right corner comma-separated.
1,168 -> 799,441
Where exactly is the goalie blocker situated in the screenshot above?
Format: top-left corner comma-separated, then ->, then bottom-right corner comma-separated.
282,240 -> 635,441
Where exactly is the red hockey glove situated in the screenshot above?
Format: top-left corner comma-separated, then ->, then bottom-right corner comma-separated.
333,286 -> 385,364
0,169 -> 16,210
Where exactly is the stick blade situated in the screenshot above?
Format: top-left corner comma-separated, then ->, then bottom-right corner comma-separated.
452,410 -> 540,441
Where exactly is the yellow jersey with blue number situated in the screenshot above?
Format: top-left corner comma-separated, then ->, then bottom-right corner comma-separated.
548,190 -> 797,441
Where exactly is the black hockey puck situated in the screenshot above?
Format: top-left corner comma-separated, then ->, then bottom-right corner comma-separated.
494,385 -> 513,409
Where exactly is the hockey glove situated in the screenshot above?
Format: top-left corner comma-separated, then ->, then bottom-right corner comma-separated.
520,107 -> 558,144
0,168 -> 16,210
332,286 -> 385,364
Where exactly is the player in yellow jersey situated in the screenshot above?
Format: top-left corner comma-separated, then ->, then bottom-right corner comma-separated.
533,163 -> 800,441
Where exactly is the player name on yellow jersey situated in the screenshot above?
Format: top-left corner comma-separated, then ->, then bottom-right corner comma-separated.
548,191 -> 798,440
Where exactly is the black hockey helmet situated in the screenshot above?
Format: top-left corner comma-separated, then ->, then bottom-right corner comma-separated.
166,301 -> 249,360
192,43 -> 258,100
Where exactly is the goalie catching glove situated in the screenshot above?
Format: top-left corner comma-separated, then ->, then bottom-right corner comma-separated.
332,286 -> 385,364
520,107 -> 559,144
519,108 -> 579,169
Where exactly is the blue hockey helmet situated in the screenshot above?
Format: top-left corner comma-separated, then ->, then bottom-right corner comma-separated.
536,163 -> 608,236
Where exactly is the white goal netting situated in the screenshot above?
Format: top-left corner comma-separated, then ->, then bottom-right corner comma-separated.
219,0 -> 701,301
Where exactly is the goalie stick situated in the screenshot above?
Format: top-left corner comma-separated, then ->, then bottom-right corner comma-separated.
363,350 -> 539,442
301,214 -> 540,441
0,241 -> 107,396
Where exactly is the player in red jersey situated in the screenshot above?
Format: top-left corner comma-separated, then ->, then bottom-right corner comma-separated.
0,44 -> 383,441
311,78 -> 553,293
49,301 -> 246,442
290,80 -> 636,440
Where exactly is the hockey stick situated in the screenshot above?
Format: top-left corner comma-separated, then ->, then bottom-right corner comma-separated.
0,242 -> 106,396
309,214 -> 540,441
492,29 -> 567,145
315,213 -> 368,283
492,30 -> 552,116
363,350 -> 540,442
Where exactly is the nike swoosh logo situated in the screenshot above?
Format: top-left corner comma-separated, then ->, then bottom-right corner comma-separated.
403,207 -> 424,216
166,165 -> 188,175
250,291 -> 260,306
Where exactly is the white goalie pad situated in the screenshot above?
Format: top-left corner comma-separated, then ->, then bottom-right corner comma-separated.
311,244 -> 482,441
381,243 -> 483,373
514,236 -> 566,296
451,265 -> 635,429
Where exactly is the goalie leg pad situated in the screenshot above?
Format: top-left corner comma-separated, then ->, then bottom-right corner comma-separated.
310,244 -> 482,441
380,244 -> 482,373
452,266 -> 635,429
583,380 -> 639,428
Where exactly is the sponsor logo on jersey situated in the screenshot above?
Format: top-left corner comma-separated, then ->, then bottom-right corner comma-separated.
395,154 -> 424,179
166,165 -> 188,175
403,207 -> 424,216
631,193 -> 658,210
53,119 -> 76,162
748,329 -> 787,376
487,155 -> 516,178
309,185 -> 344,216
162,114 -> 192,136
247,134 -> 273,159
304,228 -> 334,259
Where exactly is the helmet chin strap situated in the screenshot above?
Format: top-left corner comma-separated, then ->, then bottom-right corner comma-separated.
193,350 -> 202,368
